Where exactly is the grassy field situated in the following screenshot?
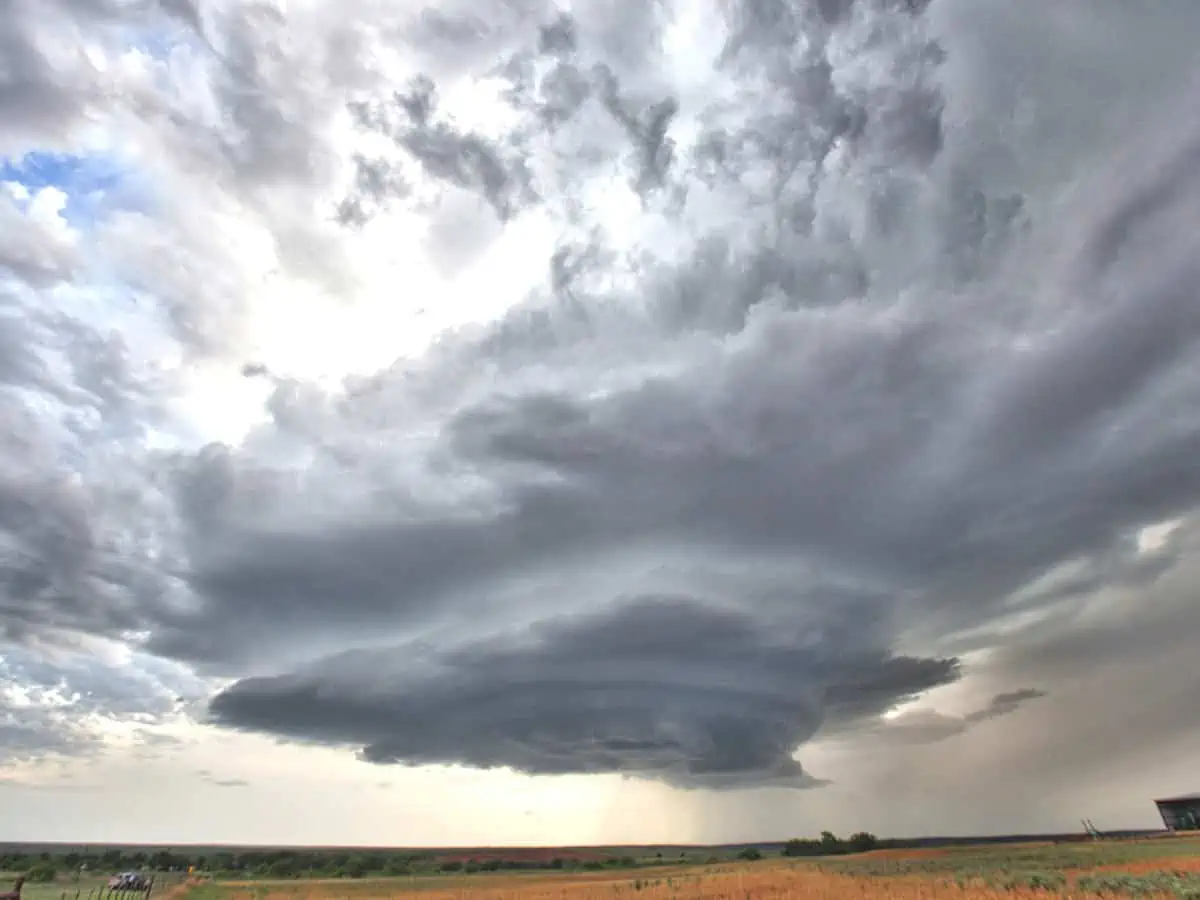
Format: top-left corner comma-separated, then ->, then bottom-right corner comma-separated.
4,872 -> 191,900
182,835 -> 1200,900
8,836 -> 1200,900
4,874 -> 112,900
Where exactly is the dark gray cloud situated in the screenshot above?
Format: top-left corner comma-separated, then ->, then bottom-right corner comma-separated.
0,198 -> 180,656
821,687 -> 1047,746
1,0 -> 1200,808
965,688 -> 1046,724
210,595 -> 957,788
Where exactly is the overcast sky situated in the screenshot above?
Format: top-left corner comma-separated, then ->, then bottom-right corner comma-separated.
2,0 -> 1200,846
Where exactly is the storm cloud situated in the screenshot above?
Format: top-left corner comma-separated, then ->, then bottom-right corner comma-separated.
210,596 -> 958,789
2,0 -> 1200,812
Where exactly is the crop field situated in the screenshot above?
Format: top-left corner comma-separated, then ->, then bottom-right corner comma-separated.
192,836 -> 1200,900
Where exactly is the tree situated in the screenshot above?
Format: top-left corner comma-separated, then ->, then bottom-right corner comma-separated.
382,857 -> 411,876
847,832 -> 878,854
266,859 -> 298,878
781,838 -> 820,857
343,855 -> 371,878
737,848 -> 762,861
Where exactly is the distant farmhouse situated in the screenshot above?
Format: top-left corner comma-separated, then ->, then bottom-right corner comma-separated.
1154,793 -> 1200,831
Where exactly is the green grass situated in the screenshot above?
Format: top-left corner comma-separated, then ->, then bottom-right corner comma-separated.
801,838 -> 1200,900
12,878 -> 117,900
1075,871 -> 1200,899
817,837 -> 1200,878
1,872 -> 189,900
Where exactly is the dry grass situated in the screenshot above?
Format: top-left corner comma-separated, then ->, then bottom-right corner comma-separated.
212,862 -> 1192,900
203,837 -> 1200,900
1090,856 -> 1200,875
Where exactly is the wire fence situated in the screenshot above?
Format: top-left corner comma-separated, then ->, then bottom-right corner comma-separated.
58,883 -> 157,900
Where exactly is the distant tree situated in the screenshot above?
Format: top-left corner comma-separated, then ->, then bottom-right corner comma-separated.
737,848 -> 762,861
382,858 -> 411,876
343,855 -> 371,878
782,839 -> 820,858
266,859 -> 298,878
847,832 -> 878,854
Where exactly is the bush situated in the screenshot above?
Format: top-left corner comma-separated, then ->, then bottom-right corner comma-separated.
737,848 -> 763,861
782,839 -> 820,857
26,863 -> 58,883
847,832 -> 879,854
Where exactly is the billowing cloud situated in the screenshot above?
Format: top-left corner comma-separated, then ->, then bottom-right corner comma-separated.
2,0 -> 1200,813
211,595 -> 957,789
0,638 -> 201,765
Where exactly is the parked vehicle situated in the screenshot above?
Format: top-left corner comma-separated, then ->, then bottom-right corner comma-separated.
108,873 -> 152,892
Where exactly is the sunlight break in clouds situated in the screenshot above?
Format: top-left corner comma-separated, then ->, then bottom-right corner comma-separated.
3,0 -> 1200,843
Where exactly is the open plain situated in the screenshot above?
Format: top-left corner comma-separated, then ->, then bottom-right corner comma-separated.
213,840 -> 1200,900
14,835 -> 1195,900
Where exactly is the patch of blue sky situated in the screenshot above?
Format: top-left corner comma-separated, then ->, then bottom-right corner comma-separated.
125,23 -> 192,61
0,150 -> 152,227
115,16 -> 209,76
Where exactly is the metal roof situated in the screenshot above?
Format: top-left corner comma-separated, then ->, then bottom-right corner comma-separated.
1154,793 -> 1200,804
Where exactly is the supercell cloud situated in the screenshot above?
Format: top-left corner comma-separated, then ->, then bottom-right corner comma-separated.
3,0 -> 1200,802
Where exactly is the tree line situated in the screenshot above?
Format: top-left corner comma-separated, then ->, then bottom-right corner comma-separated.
1,849 -> 641,880
1,832 -> 880,882
781,831 -> 879,856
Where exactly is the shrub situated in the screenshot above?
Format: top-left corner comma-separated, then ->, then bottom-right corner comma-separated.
26,863 -> 58,883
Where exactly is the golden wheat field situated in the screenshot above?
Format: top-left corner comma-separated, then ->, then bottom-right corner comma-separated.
207,839 -> 1200,900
